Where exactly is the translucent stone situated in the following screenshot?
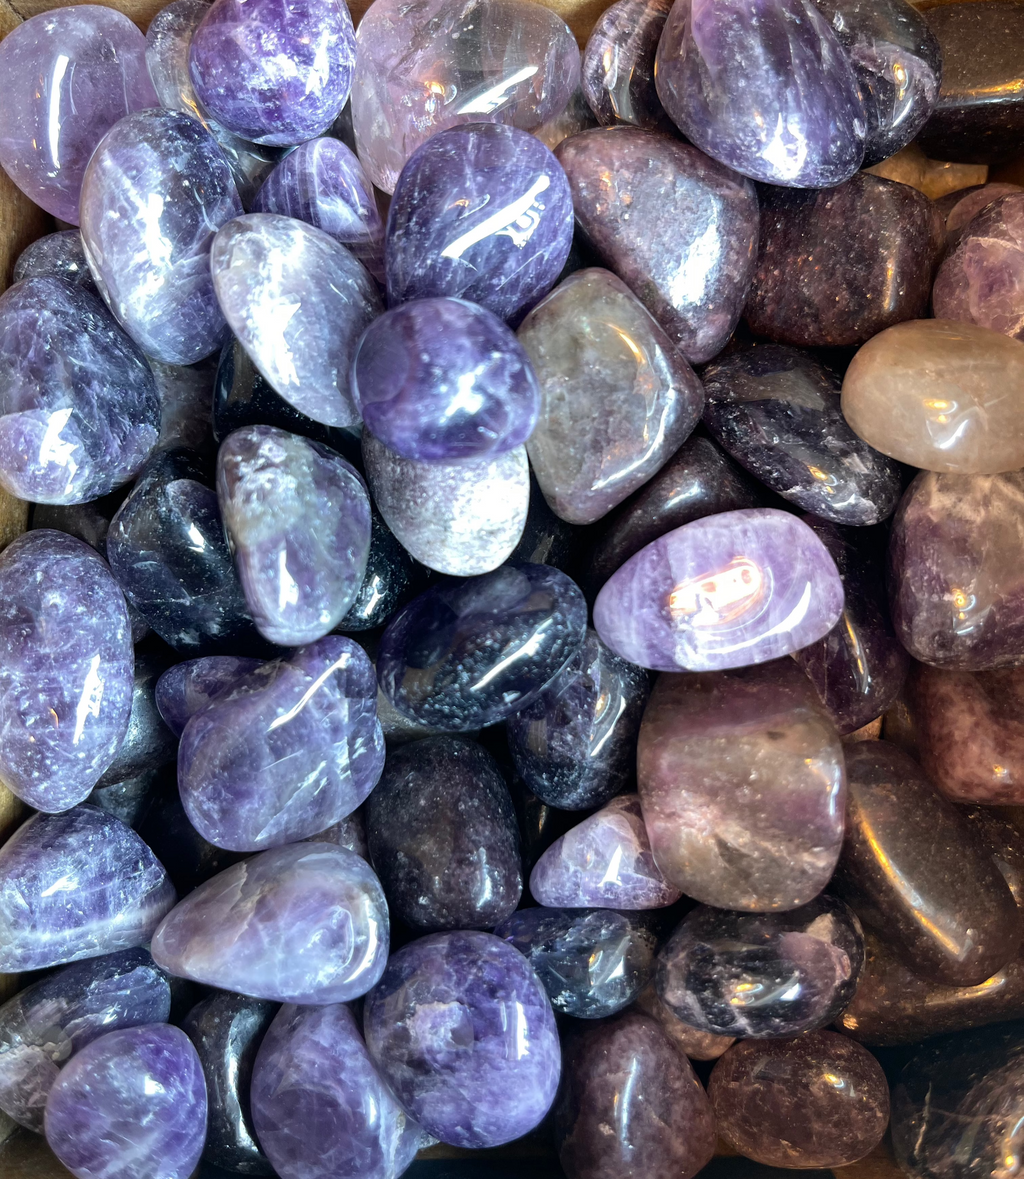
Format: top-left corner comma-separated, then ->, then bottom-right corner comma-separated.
581,0 -> 672,130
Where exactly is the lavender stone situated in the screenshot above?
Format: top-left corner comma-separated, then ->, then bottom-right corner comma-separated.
581,0 -> 672,129
364,931 -> 560,1148
155,656 -> 261,736
13,231 -> 96,293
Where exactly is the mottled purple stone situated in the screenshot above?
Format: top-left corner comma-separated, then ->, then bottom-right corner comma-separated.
0,278 -> 160,505
0,7 -> 157,223
251,1003 -> 428,1179
80,109 -> 243,366
939,182 -> 1024,245
581,0 -> 671,129
594,508 -> 845,672
385,124 -> 574,323
188,0 -> 355,145
13,231 -> 96,293
364,931 -> 560,1148
151,843 -> 388,1003
555,128 -> 759,363
0,806 -> 176,974
155,656 -> 262,736
655,0 -> 866,187
353,298 -> 540,461
45,1024 -> 207,1179
178,637 -> 384,851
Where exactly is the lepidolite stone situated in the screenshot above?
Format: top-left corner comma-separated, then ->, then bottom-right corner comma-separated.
633,983 -> 735,1061
710,1031 -> 890,1168
155,655 -> 261,736
703,344 -> 902,525
0,278 -> 159,505
518,269 -> 704,524
0,7 -> 157,223
352,0 -> 580,193
80,109 -> 242,366
45,1024 -> 207,1179
152,843 -> 388,1003
0,806 -> 175,974
939,182 -> 1024,244
555,1012 -> 716,1179
594,508 -> 845,672
385,124 -> 574,321
212,214 -> 381,428
556,128 -> 758,363
656,895 -> 865,1038
251,1003 -> 426,1179
13,231 -> 96,292
364,931 -> 560,1148
581,0 -> 671,129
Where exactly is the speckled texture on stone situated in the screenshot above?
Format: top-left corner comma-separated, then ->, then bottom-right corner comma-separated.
13,231 -> 96,292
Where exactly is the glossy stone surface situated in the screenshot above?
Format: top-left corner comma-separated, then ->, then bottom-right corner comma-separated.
0,278 -> 160,505
709,1031 -> 890,1168
45,1024 -> 207,1179
151,357 -> 217,454
656,895 -> 864,1038
338,506 -> 417,632
251,1002 -> 426,1179
581,0 -> 671,129
633,983 -> 735,1061
385,124 -> 574,322
0,806 -> 175,974
378,563 -> 587,730
99,646 -> 177,789
595,508 -> 845,673
13,231 -> 96,292
0,7 -> 157,223
0,949 -> 171,1132
80,109 -> 242,366
518,268 -> 703,524
746,175 -> 944,348
835,741 -> 1021,985
939,182 -> 1024,244
841,319 -> 1024,473
152,843 -> 387,1003
556,128 -> 758,363
155,655 -> 262,736
182,992 -> 276,1175
352,0 -> 580,193
555,1012 -> 716,1179
703,345 -> 902,525
364,930 -> 560,1148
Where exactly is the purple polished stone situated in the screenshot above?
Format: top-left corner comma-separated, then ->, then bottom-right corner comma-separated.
178,637 -> 384,851
188,0 -> 355,146
13,231 -> 96,293
0,7 -> 157,223
217,426 -> 371,645
155,655 -> 262,736
253,137 -> 384,280
251,1002 -> 427,1179
80,109 -> 243,366
364,931 -> 560,1148
151,843 -> 388,1003
581,0 -> 671,129
594,508 -> 845,672
212,214 -> 381,427
939,182 -> 1024,245
45,1024 -> 207,1179
655,0 -> 866,188
353,298 -> 540,461
0,278 -> 160,505
352,0 -> 580,193
0,806 -> 176,974
385,124 -> 574,323
0,531 -> 133,812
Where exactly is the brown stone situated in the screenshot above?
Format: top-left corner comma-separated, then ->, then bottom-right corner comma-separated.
632,983 -> 734,1062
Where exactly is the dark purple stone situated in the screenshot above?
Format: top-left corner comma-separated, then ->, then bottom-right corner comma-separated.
155,655 -> 263,737
581,0 -> 671,129
13,231 -> 96,293
94,644 -> 177,797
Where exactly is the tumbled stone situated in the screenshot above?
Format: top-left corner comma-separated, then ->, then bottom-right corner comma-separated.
80,109 -> 242,366
151,357 -> 217,454
746,175 -> 944,348
352,0 -> 580,192
308,809 -> 369,859
385,124 -> 574,321
99,646 -> 177,789
534,85 -> 600,151
556,128 -> 759,363
45,1024 -> 207,1179
155,655 -> 262,736
842,319 -> 1024,473
656,895 -> 865,1038
709,1031 -> 890,1168
362,431 -> 529,576
595,508 -> 845,673
179,637 -> 384,851
0,949 -> 171,1132
0,7 -> 157,223
0,806 -> 176,974
581,0 -> 671,129
518,269 -> 704,524
364,931 -> 560,1148
835,741 -> 1022,985
0,531 -> 133,812
338,506 -> 417,632
703,344 -> 902,525
511,778 -> 579,878
555,1011 -> 716,1179
377,563 -> 587,730
251,1003 -> 426,1179
13,231 -> 96,292
939,181 -> 1024,243
88,769 -> 165,829
633,983 -> 735,1061
152,843 -> 388,1003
